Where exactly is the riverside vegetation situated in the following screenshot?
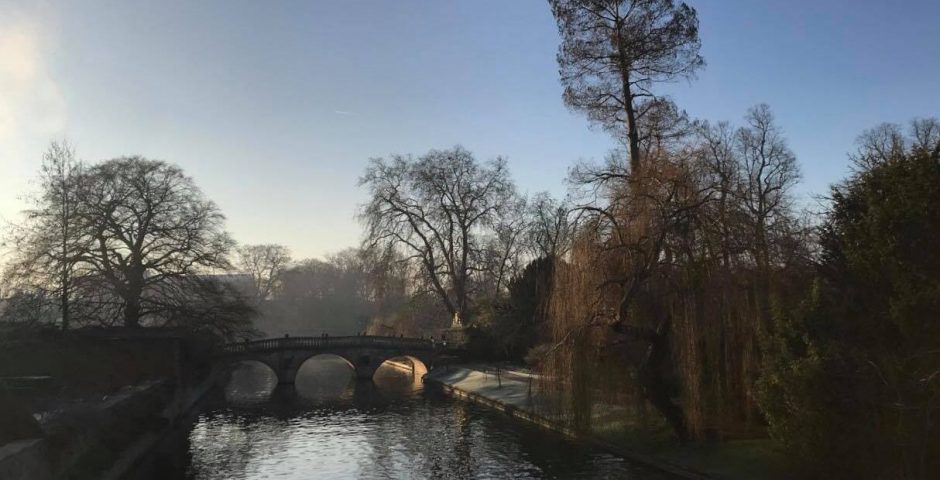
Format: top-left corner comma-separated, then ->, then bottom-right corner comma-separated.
2,1 -> 938,479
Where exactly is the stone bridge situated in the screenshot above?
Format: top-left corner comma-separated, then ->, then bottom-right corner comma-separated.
214,335 -> 449,384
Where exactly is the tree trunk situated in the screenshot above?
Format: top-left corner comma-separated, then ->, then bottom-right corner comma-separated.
124,298 -> 141,328
60,208 -> 71,331
617,292 -> 690,443
614,20 -> 641,174
625,88 -> 641,174
60,235 -> 70,331
123,268 -> 144,328
60,283 -> 69,331
639,321 -> 689,443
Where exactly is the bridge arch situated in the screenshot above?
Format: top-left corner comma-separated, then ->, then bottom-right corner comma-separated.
232,358 -> 279,377
377,355 -> 429,377
222,359 -> 279,403
213,335 -> 445,384
294,354 -> 356,399
296,353 -> 355,372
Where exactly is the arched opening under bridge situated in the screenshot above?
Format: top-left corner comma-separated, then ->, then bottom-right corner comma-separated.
223,360 -> 278,404
295,354 -> 356,400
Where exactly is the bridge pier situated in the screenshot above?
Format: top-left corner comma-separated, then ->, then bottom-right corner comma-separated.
278,364 -> 299,385
270,352 -> 300,385
353,355 -> 379,381
354,364 -> 377,380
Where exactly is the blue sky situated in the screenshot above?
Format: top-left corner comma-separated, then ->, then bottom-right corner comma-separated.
1,0 -> 938,259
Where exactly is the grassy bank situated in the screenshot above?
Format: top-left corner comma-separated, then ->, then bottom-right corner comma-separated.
426,365 -> 789,480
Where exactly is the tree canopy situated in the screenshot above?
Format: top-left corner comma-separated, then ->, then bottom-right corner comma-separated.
549,0 -> 704,172
359,146 -> 520,328
758,121 -> 940,478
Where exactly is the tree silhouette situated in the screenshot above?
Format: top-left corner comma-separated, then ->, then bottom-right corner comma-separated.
77,157 -> 234,327
359,147 -> 518,328
549,0 -> 704,172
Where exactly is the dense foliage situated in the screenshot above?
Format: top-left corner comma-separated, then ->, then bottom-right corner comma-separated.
468,256 -> 557,361
758,136 -> 940,478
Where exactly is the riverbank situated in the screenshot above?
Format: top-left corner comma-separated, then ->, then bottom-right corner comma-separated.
424,365 -> 788,480
0,375 -> 217,480
0,329 -> 218,480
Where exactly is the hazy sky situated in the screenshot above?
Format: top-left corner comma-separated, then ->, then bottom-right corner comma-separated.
2,0 -> 938,260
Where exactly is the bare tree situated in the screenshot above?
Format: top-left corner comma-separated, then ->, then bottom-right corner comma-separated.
359,245 -> 410,317
911,117 -> 940,153
76,157 -> 234,327
359,146 -> 518,327
736,104 -> 800,278
478,195 -> 528,298
526,192 -> 572,259
851,117 -> 940,170
695,120 -> 742,266
236,244 -> 291,302
549,0 -> 704,172
2,141 -> 87,330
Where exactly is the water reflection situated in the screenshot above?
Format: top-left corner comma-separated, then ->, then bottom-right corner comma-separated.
222,360 -> 278,404
184,361 -> 677,479
294,354 -> 356,402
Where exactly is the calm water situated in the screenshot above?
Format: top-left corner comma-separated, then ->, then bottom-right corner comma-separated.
168,357 -> 676,480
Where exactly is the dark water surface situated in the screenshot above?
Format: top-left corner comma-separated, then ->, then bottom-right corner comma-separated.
168,357 -> 676,479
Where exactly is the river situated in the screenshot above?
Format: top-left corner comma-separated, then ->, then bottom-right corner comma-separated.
153,356 -> 677,479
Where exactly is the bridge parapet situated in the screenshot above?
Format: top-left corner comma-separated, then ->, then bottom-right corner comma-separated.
218,335 -> 436,355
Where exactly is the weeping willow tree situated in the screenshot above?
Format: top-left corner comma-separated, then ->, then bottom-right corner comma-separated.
538,106 -> 810,442
541,0 -> 811,443
542,147 -> 709,441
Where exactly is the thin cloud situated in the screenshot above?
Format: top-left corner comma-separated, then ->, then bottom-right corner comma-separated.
0,15 -> 67,239
0,18 -> 66,154
333,110 -> 357,116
